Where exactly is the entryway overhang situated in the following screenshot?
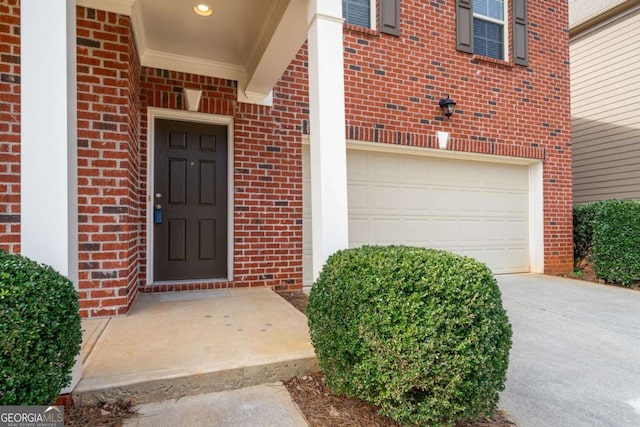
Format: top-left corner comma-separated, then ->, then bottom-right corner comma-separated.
22,0 -> 348,396
77,0 -> 308,105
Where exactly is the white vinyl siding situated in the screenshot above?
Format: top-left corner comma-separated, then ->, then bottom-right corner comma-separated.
303,147 -> 532,287
570,6 -> 640,202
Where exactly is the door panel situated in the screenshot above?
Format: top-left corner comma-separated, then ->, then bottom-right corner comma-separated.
302,147 -> 530,286
154,119 -> 228,281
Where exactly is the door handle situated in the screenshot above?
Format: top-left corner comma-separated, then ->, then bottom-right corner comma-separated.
154,204 -> 162,224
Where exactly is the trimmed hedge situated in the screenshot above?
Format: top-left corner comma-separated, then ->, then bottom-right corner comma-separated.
573,200 -> 605,266
592,199 -> 640,286
307,245 -> 512,426
0,250 -> 82,405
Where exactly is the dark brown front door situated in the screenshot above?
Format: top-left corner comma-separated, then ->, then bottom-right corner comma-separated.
153,119 -> 228,281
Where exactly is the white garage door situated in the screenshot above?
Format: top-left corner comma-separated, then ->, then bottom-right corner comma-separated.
303,147 -> 531,286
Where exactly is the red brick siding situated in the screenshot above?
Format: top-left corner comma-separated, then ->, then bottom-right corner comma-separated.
76,7 -> 140,317
335,0 -> 572,273
3,0 -> 573,318
0,0 -> 20,253
138,50 -> 308,292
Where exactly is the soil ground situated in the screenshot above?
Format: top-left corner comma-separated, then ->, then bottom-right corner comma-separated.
563,259 -> 640,291
276,291 -> 517,427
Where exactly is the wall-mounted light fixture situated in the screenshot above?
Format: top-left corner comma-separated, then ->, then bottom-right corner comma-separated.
438,94 -> 456,118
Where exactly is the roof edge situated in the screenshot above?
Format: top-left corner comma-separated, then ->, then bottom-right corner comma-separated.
570,0 -> 640,36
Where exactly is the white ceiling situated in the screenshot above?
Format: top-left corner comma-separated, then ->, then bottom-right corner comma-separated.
139,0 -> 286,66
77,0 -> 308,104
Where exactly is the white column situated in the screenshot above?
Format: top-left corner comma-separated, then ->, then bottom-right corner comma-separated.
307,0 -> 349,280
21,0 -> 80,392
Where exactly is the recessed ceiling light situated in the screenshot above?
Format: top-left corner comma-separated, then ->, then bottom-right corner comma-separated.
193,4 -> 212,16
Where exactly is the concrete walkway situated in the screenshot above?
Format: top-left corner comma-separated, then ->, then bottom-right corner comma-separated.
124,383 -> 307,427
497,274 -> 640,426
74,289 -> 317,405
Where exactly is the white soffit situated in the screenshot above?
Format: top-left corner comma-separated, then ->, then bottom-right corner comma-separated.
76,0 -> 304,104
77,0 -> 134,16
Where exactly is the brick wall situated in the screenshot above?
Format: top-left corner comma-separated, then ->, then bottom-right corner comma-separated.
3,0 -> 573,318
336,0 -> 573,273
76,7 -> 140,317
137,48 -> 308,292
0,0 -> 20,253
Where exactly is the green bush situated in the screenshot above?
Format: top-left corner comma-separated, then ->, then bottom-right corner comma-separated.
573,201 -> 605,266
307,246 -> 512,426
0,250 -> 82,405
592,199 -> 640,286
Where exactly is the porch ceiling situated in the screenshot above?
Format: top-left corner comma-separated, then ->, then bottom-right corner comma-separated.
77,0 -> 308,104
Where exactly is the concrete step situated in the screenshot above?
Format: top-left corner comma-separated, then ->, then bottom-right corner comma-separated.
73,289 -> 318,405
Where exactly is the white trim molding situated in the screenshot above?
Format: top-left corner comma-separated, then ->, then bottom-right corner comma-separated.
76,0 -> 134,16
23,0 -> 81,394
307,0 -> 350,281
528,161 -> 545,273
146,107 -> 235,286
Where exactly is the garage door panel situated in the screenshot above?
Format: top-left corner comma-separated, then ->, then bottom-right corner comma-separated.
425,219 -> 463,243
405,187 -> 433,210
507,192 -> 529,214
372,154 -> 402,180
430,188 -> 457,213
452,189 -> 484,212
456,220 -> 484,242
372,185 -> 404,210
371,219 -> 403,244
347,151 -> 369,179
303,147 -> 531,285
507,248 -> 530,271
477,249 -> 508,271
348,218 -> 370,247
303,251 -> 313,285
347,184 -> 369,209
404,157 -> 431,181
506,220 -> 529,242
404,219 -> 434,243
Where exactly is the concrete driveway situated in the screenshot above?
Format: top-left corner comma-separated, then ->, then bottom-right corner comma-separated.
497,274 -> 640,426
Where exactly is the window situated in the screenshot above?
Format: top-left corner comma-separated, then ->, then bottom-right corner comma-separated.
343,0 -> 370,28
473,0 -> 506,60
342,0 -> 400,36
456,0 -> 528,66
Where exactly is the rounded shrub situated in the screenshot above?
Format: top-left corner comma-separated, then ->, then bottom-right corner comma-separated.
307,245 -> 512,426
0,250 -> 82,405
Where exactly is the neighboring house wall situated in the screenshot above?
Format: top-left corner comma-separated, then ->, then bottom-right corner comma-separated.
570,1 -> 640,203
0,0 -> 20,254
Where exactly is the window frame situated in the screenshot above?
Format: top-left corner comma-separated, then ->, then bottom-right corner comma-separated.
343,0 -> 377,31
472,0 -> 509,61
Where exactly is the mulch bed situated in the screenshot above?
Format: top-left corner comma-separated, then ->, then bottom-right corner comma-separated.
563,259 -> 640,291
276,290 -> 517,427
65,400 -> 137,427
284,372 -> 515,427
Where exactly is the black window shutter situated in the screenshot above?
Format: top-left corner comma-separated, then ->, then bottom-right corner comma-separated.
380,0 -> 400,36
456,0 -> 473,53
513,0 -> 528,66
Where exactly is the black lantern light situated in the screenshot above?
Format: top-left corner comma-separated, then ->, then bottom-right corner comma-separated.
438,94 -> 456,118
